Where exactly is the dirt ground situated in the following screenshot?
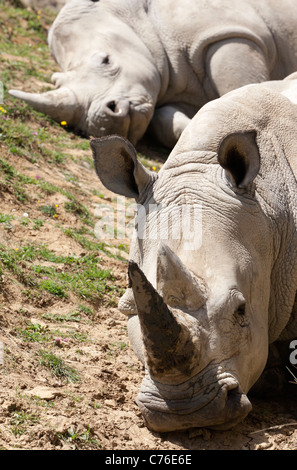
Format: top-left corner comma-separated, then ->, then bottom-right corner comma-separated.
0,2 -> 297,452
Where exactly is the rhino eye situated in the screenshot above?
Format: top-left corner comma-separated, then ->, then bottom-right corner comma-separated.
234,303 -> 248,327
236,303 -> 246,316
101,55 -> 110,65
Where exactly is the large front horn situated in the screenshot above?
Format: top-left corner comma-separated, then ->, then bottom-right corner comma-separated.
8,87 -> 79,125
128,260 -> 200,382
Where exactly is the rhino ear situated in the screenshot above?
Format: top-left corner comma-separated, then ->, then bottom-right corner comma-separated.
90,135 -> 156,199
217,131 -> 260,189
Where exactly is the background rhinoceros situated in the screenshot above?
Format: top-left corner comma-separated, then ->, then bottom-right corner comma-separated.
9,0 -> 297,148
90,74 -> 297,431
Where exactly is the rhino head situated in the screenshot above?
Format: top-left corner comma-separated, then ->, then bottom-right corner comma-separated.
90,123 -> 272,431
8,0 -> 162,145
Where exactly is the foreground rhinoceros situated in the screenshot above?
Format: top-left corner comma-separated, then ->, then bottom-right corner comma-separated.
90,74 -> 297,432
9,0 -> 297,148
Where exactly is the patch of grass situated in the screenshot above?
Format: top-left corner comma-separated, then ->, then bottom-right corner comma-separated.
13,182 -> 29,202
64,201 -> 93,226
75,141 -> 90,151
25,395 -> 55,408
36,180 -> 59,195
107,341 -> 129,358
40,204 -> 58,219
0,243 -> 122,303
63,172 -> 78,183
117,243 -> 129,254
41,305 -> 94,324
21,217 -> 29,226
17,322 -> 51,343
36,179 -> 76,201
39,278 -> 67,298
10,410 -> 39,437
0,246 -> 37,287
0,158 -> 74,205
90,189 -> 105,199
0,3 -> 127,319
0,158 -> 31,202
17,319 -> 88,347
0,116 -> 57,164
62,227 -> 109,253
58,427 -> 101,450
66,330 -> 88,343
77,304 -> 94,316
0,213 -> 15,230
32,218 -> 44,230
33,252 -> 118,301
42,311 -> 82,323
0,159 -> 16,179
38,349 -> 80,383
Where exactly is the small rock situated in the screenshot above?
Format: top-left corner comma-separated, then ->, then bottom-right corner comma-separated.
24,386 -> 63,401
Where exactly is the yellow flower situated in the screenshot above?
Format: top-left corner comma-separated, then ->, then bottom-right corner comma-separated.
60,121 -> 67,126
152,166 -> 156,171
0,106 -> 7,113
53,214 -> 58,218
55,204 -> 58,208
15,248 -> 19,251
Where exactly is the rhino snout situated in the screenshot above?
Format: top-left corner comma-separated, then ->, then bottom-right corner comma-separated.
87,98 -> 131,138
136,372 -> 252,432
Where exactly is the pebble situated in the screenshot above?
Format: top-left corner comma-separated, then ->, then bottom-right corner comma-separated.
24,386 -> 63,401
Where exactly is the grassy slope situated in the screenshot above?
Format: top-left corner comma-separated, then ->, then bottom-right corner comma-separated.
0,2 -> 161,449
0,4 -> 127,308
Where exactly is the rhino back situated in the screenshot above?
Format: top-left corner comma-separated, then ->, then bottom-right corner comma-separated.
150,0 -> 297,89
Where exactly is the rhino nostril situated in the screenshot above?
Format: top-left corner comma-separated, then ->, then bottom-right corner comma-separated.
107,100 -> 117,113
227,386 -> 239,400
105,100 -> 130,116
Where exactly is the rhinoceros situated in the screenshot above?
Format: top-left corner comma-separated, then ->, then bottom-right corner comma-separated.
90,73 -> 297,432
9,0 -> 297,148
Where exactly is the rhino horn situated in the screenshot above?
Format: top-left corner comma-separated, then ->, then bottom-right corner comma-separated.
157,242 -> 207,311
8,87 -> 79,125
128,260 -> 200,381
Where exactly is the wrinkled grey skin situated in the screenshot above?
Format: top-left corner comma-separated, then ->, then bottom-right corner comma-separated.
9,0 -> 297,148
91,74 -> 297,432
